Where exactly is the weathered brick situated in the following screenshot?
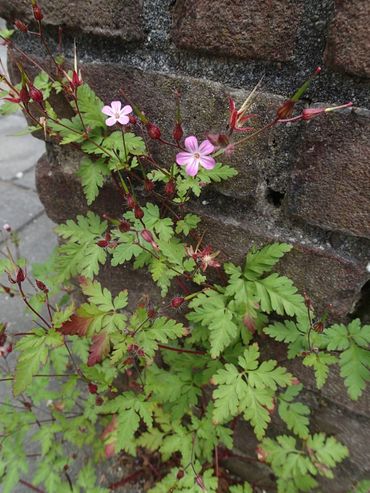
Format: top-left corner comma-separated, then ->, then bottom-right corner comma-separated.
0,0 -> 145,42
325,0 -> 370,78
172,0 -> 304,62
287,107 -> 370,239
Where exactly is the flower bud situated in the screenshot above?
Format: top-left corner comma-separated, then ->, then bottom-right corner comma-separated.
97,239 -> 109,248
312,321 -> 325,333
141,229 -> 155,244
119,219 -> 131,233
172,122 -> 183,142
16,267 -> 26,284
129,114 -> 137,124
302,107 -> 325,121
95,396 -> 103,406
171,297 -> 185,308
276,99 -> 295,120
36,279 -> 48,293
71,70 -> 82,91
134,205 -> 144,220
32,3 -> 43,21
144,179 -> 155,192
176,470 -> 185,480
3,224 -> 11,232
28,85 -> 43,104
146,122 -> 161,140
14,20 -> 28,33
164,179 -> 176,197
88,382 -> 98,394
126,194 -> 136,209
19,86 -> 30,104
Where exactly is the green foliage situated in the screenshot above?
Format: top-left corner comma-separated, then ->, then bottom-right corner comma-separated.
261,433 -> 348,493
324,319 -> 370,399
77,157 -> 110,205
212,343 -> 292,439
55,212 -> 107,280
0,63 -> 361,493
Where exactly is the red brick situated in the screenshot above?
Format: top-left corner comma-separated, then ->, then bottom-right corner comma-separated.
287,107 -> 370,239
172,0 -> 304,62
0,0 -> 145,42
325,0 -> 370,78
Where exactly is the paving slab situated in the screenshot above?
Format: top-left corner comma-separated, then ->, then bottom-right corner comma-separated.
12,166 -> 37,191
0,181 -> 44,232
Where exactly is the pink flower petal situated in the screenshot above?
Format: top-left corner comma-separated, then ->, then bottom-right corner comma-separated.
111,101 -> 122,113
185,158 -> 199,177
176,151 -> 193,166
105,116 -> 117,127
118,115 -> 130,125
121,104 -> 133,116
102,105 -> 114,116
184,136 -> 199,153
198,139 -> 215,155
200,155 -> 216,170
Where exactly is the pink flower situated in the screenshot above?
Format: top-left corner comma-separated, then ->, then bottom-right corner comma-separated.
102,101 -> 133,127
176,136 -> 215,177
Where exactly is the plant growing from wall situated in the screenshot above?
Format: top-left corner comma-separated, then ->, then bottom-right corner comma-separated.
0,5 -> 369,493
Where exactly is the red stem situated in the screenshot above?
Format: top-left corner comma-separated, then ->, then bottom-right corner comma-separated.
19,480 -> 45,493
109,469 -> 145,490
158,344 -> 205,356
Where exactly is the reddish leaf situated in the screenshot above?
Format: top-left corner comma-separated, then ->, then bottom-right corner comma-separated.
87,331 -> 110,366
60,314 -> 92,336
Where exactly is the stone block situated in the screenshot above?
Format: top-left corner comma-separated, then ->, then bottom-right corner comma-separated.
172,0 -> 304,62
287,107 -> 370,239
0,0 -> 145,42
325,0 -> 370,78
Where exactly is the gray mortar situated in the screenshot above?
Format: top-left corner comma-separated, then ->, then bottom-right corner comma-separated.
6,0 -> 370,108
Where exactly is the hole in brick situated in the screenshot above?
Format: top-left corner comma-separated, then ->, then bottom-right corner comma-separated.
266,187 -> 285,208
351,280 -> 370,324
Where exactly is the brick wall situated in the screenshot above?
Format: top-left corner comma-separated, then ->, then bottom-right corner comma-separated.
1,0 -> 369,490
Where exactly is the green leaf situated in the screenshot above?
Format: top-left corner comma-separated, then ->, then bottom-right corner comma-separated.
254,273 -> 306,317
77,157 -> 110,205
175,214 -> 201,235
14,330 -> 63,395
306,433 -> 348,477
198,162 -> 238,182
303,352 -> 337,389
229,483 -> 253,493
55,212 -> 107,280
188,290 -> 239,358
213,344 -> 291,439
76,83 -> 106,128
244,243 -> 292,280
278,384 -> 310,439
136,317 -> 186,357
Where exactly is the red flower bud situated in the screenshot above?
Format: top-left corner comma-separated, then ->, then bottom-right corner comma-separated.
144,179 -> 155,192
141,229 -> 159,250
312,321 -> 325,333
134,205 -> 144,220
129,114 -> 137,125
28,85 -> 43,104
95,396 -> 103,406
276,99 -> 295,120
141,229 -> 155,244
88,382 -> 98,394
16,267 -> 26,284
14,20 -> 28,33
19,86 -> 30,104
171,297 -> 185,308
36,279 -> 48,293
164,179 -> 176,197
97,239 -> 109,248
172,122 -> 183,142
302,107 -> 325,120
146,122 -> 161,140
71,70 -> 82,90
119,220 -> 131,233
32,3 -> 43,21
177,469 -> 185,480
126,194 -> 136,209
